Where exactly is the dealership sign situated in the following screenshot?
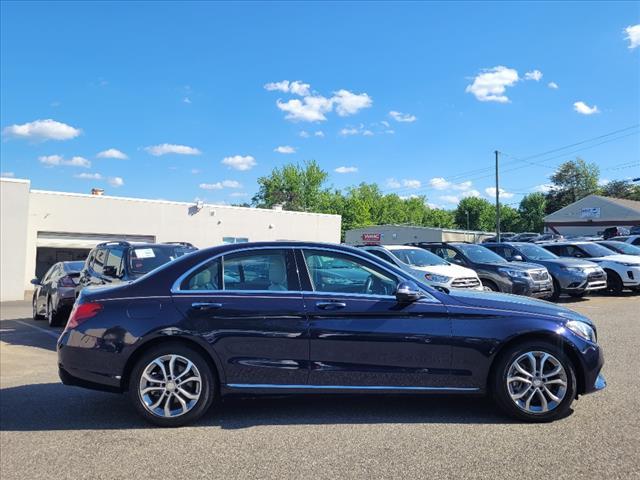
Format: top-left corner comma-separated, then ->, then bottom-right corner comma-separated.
361,233 -> 381,243
580,207 -> 601,219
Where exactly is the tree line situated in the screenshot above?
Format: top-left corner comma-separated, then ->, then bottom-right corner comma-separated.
243,158 -> 639,238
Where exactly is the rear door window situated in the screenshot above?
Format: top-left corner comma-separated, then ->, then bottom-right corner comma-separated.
223,250 -> 293,291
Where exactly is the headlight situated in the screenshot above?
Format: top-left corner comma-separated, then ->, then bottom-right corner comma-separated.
498,268 -> 529,279
562,266 -> 586,273
424,273 -> 451,283
566,320 -> 597,343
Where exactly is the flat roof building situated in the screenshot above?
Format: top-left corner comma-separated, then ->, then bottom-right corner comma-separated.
0,177 -> 341,301
344,224 -> 494,246
544,194 -> 640,236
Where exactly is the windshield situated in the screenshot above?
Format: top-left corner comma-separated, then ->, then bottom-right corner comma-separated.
390,248 -> 449,267
129,246 -> 196,275
63,261 -> 85,273
601,241 -> 640,255
517,244 -> 558,260
579,243 -> 617,257
457,244 -> 507,263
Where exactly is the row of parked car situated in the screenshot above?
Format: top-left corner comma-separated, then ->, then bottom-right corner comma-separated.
355,235 -> 640,302
31,241 -> 198,326
31,233 -> 640,328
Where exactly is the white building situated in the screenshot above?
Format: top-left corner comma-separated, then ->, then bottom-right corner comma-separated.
0,177 -> 341,302
344,225 -> 494,246
544,194 -> 640,236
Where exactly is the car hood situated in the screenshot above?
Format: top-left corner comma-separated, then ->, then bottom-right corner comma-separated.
409,263 -> 478,278
531,258 -> 599,269
446,288 -> 593,325
590,254 -> 640,265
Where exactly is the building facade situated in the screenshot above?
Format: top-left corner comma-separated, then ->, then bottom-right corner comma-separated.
344,225 -> 494,246
544,194 -> 640,236
0,178 -> 341,301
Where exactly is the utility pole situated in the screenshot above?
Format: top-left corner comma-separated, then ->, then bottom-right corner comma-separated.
495,150 -> 501,242
465,210 -> 470,231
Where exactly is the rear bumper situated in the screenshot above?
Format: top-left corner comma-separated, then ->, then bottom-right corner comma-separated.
58,365 -> 121,393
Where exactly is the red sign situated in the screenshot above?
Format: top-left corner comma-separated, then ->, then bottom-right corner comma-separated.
361,233 -> 381,243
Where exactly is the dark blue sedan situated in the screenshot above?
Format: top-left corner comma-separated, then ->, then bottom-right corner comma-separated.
57,242 -> 606,426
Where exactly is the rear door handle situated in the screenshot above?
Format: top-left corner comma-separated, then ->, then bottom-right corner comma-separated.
191,302 -> 223,310
316,301 -> 347,310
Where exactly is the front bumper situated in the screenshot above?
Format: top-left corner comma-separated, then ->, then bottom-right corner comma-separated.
557,269 -> 608,293
511,277 -> 554,298
621,266 -> 640,286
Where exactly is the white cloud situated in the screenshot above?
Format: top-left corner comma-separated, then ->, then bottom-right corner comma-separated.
191,168 -> 201,174
97,148 -> 127,159
548,81 -> 559,89
463,190 -> 481,198
524,70 -> 543,81
465,66 -> 519,103
573,101 -> 599,115
429,177 -> 472,191
314,130 -> 325,137
274,145 -> 296,154
230,192 -> 249,198
340,124 -> 374,137
2,119 -> 81,141
199,180 -> 242,190
389,111 -> 417,123
402,179 -> 422,189
485,187 -> 514,199
144,144 -> 202,156
183,97 -> 192,104
439,195 -> 461,205
221,155 -> 256,171
39,154 -> 90,168
624,24 -> 640,49
533,183 -> 553,193
332,90 -> 373,116
277,96 -> 333,122
299,130 -> 310,138
108,176 -> 124,187
386,178 -> 401,188
264,80 -> 311,96
1,172 -> 16,178
399,194 -> 420,200
334,166 -> 358,174
598,178 -> 610,187
74,172 -> 103,180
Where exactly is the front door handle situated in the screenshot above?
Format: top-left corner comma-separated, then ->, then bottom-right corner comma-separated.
316,301 -> 347,310
191,302 -> 223,310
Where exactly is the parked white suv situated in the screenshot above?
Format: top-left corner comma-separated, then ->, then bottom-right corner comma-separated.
360,245 -> 483,291
541,241 -> 640,294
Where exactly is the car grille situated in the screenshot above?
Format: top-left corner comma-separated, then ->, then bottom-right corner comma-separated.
587,269 -> 606,281
451,277 -> 481,289
530,269 -> 549,282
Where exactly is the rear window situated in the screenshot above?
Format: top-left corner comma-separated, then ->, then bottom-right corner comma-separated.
129,245 -> 196,275
63,261 -> 85,273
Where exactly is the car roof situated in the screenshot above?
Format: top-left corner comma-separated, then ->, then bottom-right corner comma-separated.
381,244 -> 421,250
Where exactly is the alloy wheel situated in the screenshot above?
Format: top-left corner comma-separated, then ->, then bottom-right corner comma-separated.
506,351 -> 568,414
139,354 -> 202,418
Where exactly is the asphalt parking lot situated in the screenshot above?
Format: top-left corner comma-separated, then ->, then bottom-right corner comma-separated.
1,296 -> 639,480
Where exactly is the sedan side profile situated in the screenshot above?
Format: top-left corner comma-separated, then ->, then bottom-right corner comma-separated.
58,242 -> 605,427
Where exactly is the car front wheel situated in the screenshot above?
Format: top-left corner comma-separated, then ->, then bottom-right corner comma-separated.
128,343 -> 215,427
492,342 -> 576,422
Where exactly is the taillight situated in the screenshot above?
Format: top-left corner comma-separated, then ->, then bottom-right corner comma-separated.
66,302 -> 102,330
58,276 -> 76,287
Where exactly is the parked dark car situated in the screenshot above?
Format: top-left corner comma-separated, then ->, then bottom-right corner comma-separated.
77,241 -> 197,294
482,232 -> 516,243
533,233 -> 564,243
32,261 -> 85,326
602,227 -> 630,239
408,242 -> 554,299
610,235 -> 640,246
630,226 -> 640,235
58,241 -> 605,426
595,240 -> 640,256
483,242 -> 607,301
510,232 -> 540,242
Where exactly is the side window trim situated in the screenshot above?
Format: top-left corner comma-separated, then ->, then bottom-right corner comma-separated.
171,247 -> 301,294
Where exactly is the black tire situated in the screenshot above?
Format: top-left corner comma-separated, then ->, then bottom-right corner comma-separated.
32,295 -> 44,320
128,343 -> 215,427
492,341 -> 577,422
568,291 -> 587,298
549,278 -> 561,302
481,279 -> 499,292
46,298 -> 63,327
605,270 -> 624,295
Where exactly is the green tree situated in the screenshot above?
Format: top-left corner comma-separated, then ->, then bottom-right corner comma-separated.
423,208 -> 456,228
599,180 -> 640,201
545,158 -> 600,213
252,160 -> 328,211
454,197 -> 495,231
518,193 -> 547,232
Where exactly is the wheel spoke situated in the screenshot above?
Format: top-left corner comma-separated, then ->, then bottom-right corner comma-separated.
544,378 -> 566,386
542,385 -> 561,403
177,376 -> 201,387
173,392 -> 188,413
538,353 -> 549,376
513,362 -> 533,378
542,365 -> 562,379
524,388 -> 537,410
537,388 -> 548,412
168,355 -> 177,379
526,352 -> 537,376
164,395 -> 172,417
511,384 -> 532,400
142,372 -> 163,384
149,392 -> 166,410
175,361 -> 194,381
507,376 -> 532,385
141,386 -> 164,396
153,359 -> 169,381
177,387 -> 199,400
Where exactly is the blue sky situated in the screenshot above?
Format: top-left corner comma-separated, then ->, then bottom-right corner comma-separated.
1,1 -> 639,208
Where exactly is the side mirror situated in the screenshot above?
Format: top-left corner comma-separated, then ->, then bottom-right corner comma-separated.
103,266 -> 118,278
395,281 -> 423,303
30,278 -> 41,286
512,254 -> 524,262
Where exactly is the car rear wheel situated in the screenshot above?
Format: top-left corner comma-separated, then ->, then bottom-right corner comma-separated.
46,298 -> 63,327
492,342 -> 576,422
128,343 -> 215,427
32,296 -> 44,320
